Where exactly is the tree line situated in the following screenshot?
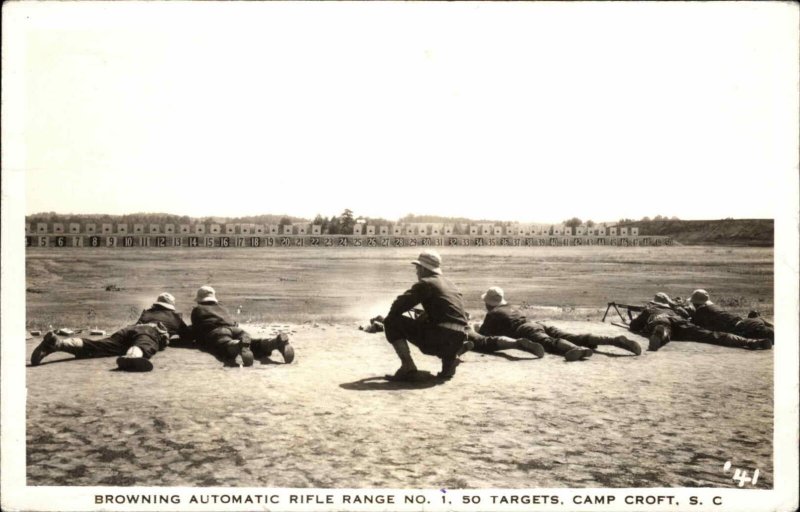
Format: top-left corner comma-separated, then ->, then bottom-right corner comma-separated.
27,210 -> 681,233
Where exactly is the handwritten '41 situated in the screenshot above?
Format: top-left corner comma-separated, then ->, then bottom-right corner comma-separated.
723,461 -> 760,487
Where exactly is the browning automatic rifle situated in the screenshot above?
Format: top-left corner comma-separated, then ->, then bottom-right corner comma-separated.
602,302 -> 644,328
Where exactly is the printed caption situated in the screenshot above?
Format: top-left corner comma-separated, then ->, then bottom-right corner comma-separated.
94,491 -> 728,508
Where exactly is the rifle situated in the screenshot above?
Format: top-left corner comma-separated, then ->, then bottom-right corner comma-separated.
602,302 -> 644,328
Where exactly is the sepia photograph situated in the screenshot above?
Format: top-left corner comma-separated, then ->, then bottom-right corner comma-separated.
2,2 -> 798,511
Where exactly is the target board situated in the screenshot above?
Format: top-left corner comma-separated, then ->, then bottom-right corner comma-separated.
25,234 -> 672,248
25,223 -> 666,248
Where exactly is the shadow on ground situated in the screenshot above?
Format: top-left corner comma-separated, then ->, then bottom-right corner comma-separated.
340,372 -> 444,391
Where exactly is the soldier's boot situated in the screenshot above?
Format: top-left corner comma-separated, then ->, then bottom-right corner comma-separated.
612,335 -> 643,355
517,338 -> 545,358
566,334 -> 641,355
552,338 -> 592,362
438,348 -> 461,380
720,333 -> 771,351
239,339 -> 254,367
116,346 -> 154,372
742,339 -> 771,350
252,333 -> 295,364
648,325 -> 671,352
586,334 -> 642,355
457,339 -> 474,356
390,339 -> 418,379
274,333 -> 295,364
31,332 -> 84,366
223,339 -> 254,367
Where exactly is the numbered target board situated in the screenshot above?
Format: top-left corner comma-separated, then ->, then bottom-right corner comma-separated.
25,234 -> 670,248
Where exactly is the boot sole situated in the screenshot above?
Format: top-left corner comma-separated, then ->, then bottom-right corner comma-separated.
387,369 -> 421,382
280,344 -> 295,364
648,327 -> 667,352
31,334 -> 58,366
116,357 -> 154,372
615,337 -> 642,356
31,345 -> 53,366
437,358 -> 460,379
564,348 -> 592,361
457,340 -> 474,356
240,346 -> 255,367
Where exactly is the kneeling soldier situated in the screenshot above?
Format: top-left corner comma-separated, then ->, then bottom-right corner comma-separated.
383,250 -> 470,381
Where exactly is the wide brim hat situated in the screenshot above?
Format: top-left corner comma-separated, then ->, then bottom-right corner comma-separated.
649,292 -> 674,307
411,250 -> 443,275
481,286 -> 508,307
195,286 -> 218,304
153,292 -> 176,310
690,289 -> 711,306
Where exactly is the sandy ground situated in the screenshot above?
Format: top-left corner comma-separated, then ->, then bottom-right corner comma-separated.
26,320 -> 773,489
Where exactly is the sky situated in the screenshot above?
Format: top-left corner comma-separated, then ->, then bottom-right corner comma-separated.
6,1 -> 799,223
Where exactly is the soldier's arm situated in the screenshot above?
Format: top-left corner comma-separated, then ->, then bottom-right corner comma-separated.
387,281 -> 429,318
628,309 -> 648,333
477,311 -> 497,336
189,308 -> 202,339
177,314 -> 194,343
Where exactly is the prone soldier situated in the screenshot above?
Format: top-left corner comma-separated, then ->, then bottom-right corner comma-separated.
629,293 -> 772,351
190,286 -> 294,367
688,289 -> 774,344
475,287 -> 642,361
30,292 -> 179,372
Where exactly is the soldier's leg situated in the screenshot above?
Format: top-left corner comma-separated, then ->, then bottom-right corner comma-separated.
31,332 -> 97,366
495,337 -> 545,357
202,327 -> 253,367
251,332 -> 295,363
515,322 -> 556,349
552,338 -> 593,361
543,323 -> 641,355
76,328 -> 133,357
128,329 -> 160,359
432,327 -> 468,380
734,318 -> 774,343
645,320 -> 673,351
227,326 -> 255,366
676,324 -> 770,350
517,322 -> 590,361
383,314 -> 421,377
115,330 -> 159,372
465,328 -> 544,357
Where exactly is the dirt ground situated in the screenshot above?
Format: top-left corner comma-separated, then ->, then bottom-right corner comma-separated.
26,321 -> 773,489
25,247 -> 774,488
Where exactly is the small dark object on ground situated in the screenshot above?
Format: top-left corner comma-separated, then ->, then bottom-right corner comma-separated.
359,315 -> 385,333
105,284 -> 122,292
